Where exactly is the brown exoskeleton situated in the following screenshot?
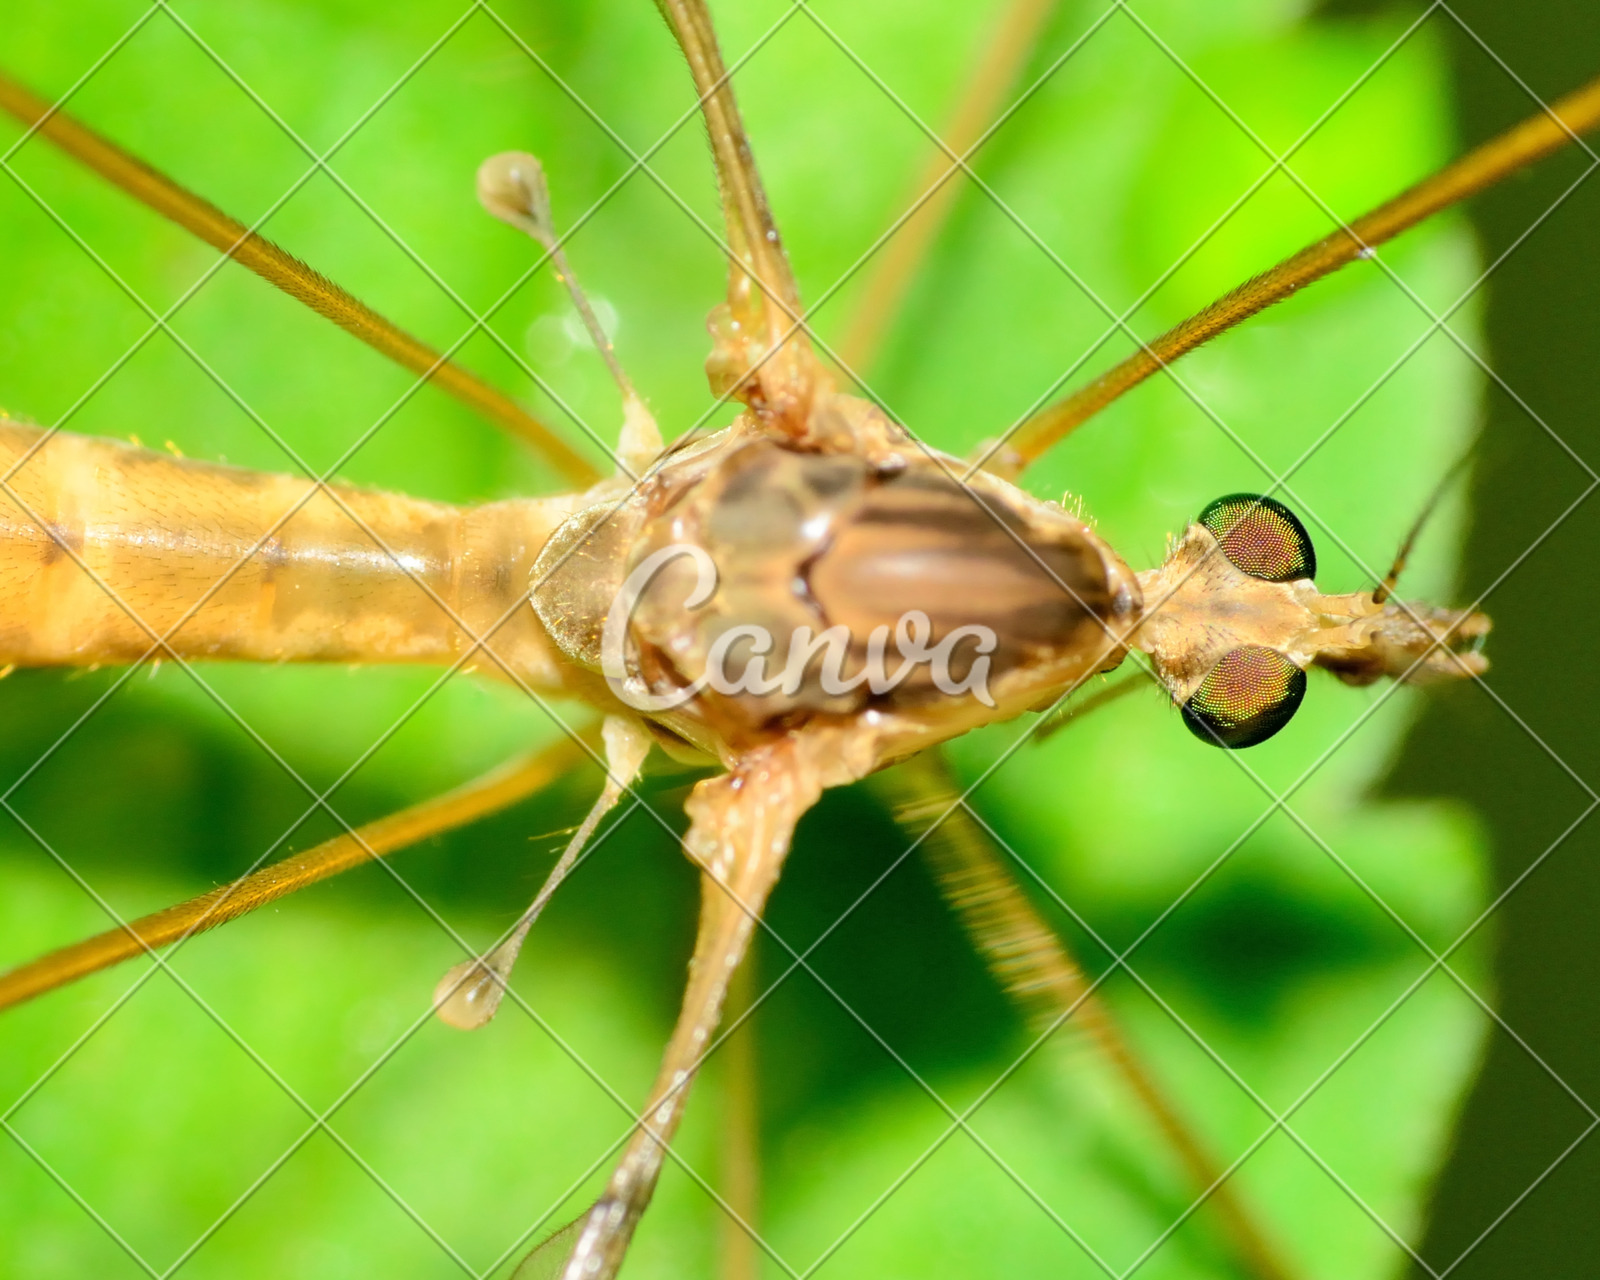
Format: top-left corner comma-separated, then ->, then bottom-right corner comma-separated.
2,2 -> 1596,1276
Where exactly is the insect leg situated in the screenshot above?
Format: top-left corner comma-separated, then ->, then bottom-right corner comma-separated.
1031,671 -> 1149,744
0,731 -> 591,1012
836,0 -> 1063,375
0,71 -> 597,484
654,0 -> 819,427
998,71 -> 1600,472
882,749 -> 1298,1280
716,949 -> 762,1280
522,739 -> 825,1280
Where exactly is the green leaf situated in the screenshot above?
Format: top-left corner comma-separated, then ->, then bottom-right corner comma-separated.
0,1 -> 1488,1277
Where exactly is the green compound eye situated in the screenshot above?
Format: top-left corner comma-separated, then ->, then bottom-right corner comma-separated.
1197,493 -> 1316,582
1182,645 -> 1307,749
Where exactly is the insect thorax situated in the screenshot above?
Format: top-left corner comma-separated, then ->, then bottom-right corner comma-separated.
532,417 -> 1140,756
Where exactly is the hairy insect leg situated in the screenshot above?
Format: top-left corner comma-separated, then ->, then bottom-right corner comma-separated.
880,750 -> 1298,1280
654,0 -> 821,430
521,738 -> 826,1280
0,731 -> 591,1012
434,715 -> 652,1029
0,72 -> 596,485
997,71 -> 1600,474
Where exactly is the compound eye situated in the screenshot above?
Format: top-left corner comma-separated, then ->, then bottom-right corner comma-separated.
1182,645 -> 1307,749
1197,493 -> 1316,582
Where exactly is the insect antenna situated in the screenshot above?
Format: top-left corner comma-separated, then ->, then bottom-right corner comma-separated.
0,70 -> 599,485
879,750 -> 1297,1280
1000,72 -> 1600,473
1372,446 -> 1476,605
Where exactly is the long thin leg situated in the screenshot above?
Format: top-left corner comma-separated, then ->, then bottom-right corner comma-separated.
654,0 -> 819,426
0,731 -> 589,1011
1001,71 -> 1600,471
835,0 -> 1063,374
881,750 -> 1298,1280
717,947 -> 762,1280
520,739 -> 825,1280
0,72 -> 598,486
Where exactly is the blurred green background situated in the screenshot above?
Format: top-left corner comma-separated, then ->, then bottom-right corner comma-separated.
0,0 -> 1587,1276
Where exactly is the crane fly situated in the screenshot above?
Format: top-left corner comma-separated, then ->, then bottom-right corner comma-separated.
1,1 -> 1595,1277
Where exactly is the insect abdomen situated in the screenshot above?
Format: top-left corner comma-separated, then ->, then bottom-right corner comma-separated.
0,425 -> 567,684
